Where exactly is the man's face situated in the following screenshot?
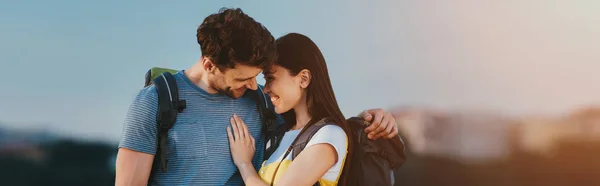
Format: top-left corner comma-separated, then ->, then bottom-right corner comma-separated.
209,63 -> 262,99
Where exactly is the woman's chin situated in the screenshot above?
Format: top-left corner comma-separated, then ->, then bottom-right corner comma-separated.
274,106 -> 291,114
274,107 -> 284,114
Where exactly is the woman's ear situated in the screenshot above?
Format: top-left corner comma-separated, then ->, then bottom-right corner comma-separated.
299,69 -> 311,88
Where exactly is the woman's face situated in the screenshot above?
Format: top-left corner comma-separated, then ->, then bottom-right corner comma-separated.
263,64 -> 305,114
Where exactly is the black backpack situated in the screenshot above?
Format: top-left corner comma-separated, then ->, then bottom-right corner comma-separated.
143,68 -> 279,183
270,117 -> 406,186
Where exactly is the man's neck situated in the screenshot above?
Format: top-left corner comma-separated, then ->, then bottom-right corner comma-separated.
184,62 -> 218,94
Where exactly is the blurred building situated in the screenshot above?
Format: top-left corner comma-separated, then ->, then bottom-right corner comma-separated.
512,106 -> 600,156
391,108 -> 514,163
393,105 -> 600,158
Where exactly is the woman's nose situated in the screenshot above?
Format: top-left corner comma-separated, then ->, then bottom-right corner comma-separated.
263,84 -> 271,94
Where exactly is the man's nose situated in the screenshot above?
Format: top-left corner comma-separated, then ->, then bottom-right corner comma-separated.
246,79 -> 258,91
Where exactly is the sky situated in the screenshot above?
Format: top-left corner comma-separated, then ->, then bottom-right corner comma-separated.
1,0 -> 599,142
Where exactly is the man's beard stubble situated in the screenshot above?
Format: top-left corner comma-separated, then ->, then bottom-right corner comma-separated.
215,84 -> 245,99
210,77 -> 246,99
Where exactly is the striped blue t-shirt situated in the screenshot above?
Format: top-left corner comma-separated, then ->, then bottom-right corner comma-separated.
118,70 -> 281,185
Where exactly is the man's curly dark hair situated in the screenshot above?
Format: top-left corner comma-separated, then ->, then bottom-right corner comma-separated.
196,8 -> 277,70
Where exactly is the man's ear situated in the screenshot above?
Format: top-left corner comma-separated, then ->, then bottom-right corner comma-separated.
201,57 -> 217,74
299,69 -> 311,88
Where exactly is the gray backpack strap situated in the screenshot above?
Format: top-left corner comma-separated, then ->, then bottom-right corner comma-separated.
251,86 -> 279,161
268,118 -> 332,186
291,118 -> 332,160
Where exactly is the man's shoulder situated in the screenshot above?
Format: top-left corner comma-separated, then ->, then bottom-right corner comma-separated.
132,84 -> 159,104
140,84 -> 158,96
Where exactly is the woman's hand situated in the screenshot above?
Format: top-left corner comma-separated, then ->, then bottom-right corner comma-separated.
227,114 -> 269,186
227,114 -> 256,167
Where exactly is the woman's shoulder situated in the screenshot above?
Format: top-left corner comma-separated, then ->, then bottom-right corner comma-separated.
308,123 -> 347,144
318,123 -> 346,135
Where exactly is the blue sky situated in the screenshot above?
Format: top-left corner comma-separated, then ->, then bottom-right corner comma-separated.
1,0 -> 599,142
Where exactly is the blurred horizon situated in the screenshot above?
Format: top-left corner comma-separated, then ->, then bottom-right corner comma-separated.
2,104 -> 600,145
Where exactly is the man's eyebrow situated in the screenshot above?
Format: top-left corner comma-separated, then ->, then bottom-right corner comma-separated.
235,76 -> 255,81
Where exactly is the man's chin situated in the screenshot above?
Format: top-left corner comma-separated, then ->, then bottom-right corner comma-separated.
229,94 -> 243,99
227,91 -> 246,99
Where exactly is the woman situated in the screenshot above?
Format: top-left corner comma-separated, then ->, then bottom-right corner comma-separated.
226,33 -> 353,186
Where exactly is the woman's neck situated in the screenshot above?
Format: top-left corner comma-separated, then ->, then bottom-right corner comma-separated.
292,98 -> 311,130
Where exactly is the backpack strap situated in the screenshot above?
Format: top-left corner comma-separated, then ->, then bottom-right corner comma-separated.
268,118 -> 331,186
144,69 -> 153,87
149,72 -> 186,181
250,86 -> 279,160
290,119 -> 331,160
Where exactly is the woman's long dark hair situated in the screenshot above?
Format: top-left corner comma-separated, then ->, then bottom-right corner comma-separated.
273,33 -> 353,186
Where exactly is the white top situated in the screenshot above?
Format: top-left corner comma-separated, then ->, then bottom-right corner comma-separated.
258,124 -> 348,186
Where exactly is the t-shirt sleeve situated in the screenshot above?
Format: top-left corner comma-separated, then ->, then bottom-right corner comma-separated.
118,85 -> 159,155
305,124 -> 348,164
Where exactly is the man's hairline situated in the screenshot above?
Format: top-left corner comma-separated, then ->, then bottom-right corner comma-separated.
205,55 -> 266,72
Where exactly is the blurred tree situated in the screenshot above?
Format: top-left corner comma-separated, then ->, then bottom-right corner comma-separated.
0,139 -> 117,186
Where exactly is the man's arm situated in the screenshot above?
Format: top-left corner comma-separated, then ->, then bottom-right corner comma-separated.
258,84 -> 398,140
115,148 -> 155,186
115,86 -> 160,186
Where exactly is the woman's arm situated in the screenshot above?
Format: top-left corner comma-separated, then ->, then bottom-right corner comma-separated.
235,143 -> 338,186
237,162 -> 269,186
228,114 -> 341,186
275,143 -> 338,186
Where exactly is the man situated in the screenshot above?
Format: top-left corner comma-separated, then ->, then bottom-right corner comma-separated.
115,8 -> 399,186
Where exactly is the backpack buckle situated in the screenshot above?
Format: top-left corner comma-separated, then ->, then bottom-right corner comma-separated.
177,100 -> 186,113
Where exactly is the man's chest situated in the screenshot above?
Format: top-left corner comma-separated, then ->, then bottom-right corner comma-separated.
165,99 -> 263,161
